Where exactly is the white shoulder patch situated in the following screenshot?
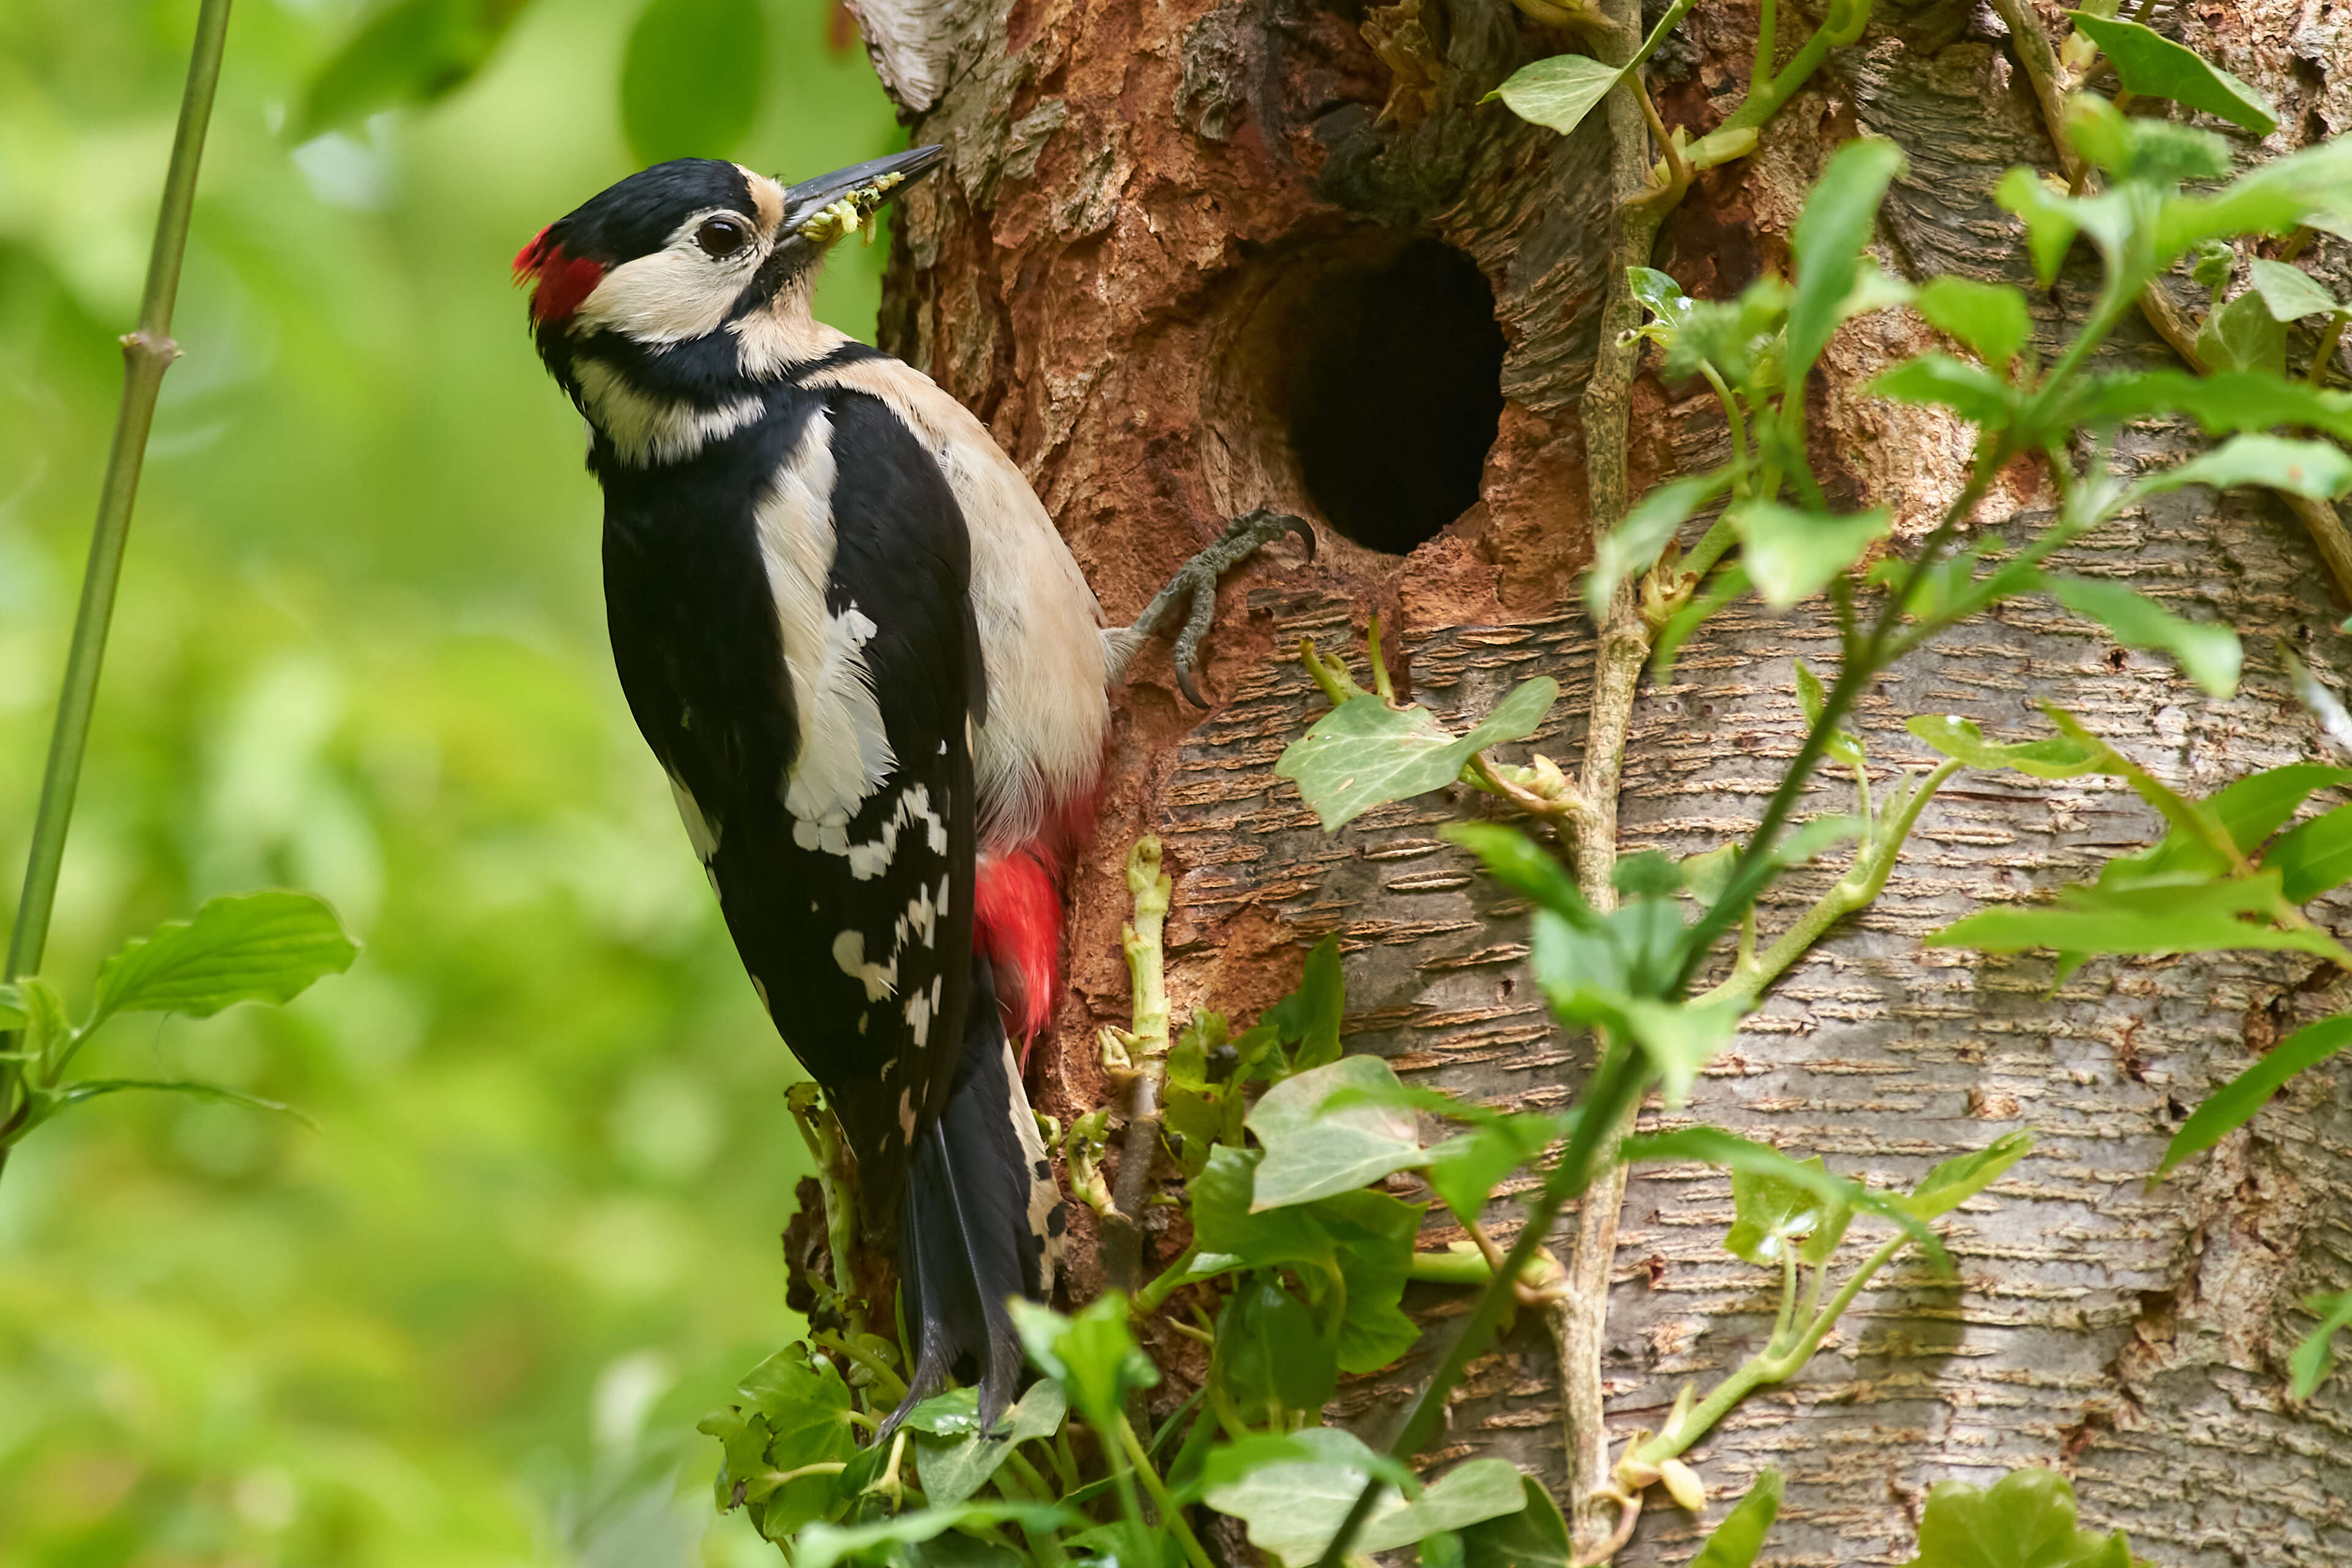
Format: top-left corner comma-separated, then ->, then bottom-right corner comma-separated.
757,411 -> 899,833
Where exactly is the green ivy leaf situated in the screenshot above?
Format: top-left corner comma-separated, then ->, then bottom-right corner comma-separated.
1914,277 -> 2032,371
2042,576 -> 2242,698
1724,1156 -> 1838,1266
1460,1476 -> 1575,1568
2071,369 -> 2352,443
2155,136 -> 2352,263
2195,290 -> 2288,377
1623,1126 -> 1952,1273
911,1379 -> 1067,1507
1276,679 -> 1560,831
1731,501 -> 1893,609
1786,139 -> 1908,388
1490,53 -> 1623,137
1900,1467 -> 2133,1568
1586,471 -> 1733,620
2247,258 -> 2346,322
1895,1131 -> 2035,1220
1691,1469 -> 1784,1568
1794,660 -> 1865,767
1867,354 -> 2020,428
1216,1279 -> 1339,1425
1008,1294 -> 1157,1433
2158,1013 -> 2352,1177
795,1506 -> 1081,1568
1248,1055 -> 1424,1209
2065,13 -> 2279,134
2289,1290 -> 2352,1399
1627,266 -> 1698,348
1926,869 -> 2340,963
0,982 -> 26,1033
89,890 -> 358,1032
727,1344 -> 859,1529
1204,1428 -> 1527,1565
619,0 -> 766,165
295,0 -> 530,140
1905,713 -> 2101,778
2264,801 -> 2352,901
1312,1186 -> 1426,1371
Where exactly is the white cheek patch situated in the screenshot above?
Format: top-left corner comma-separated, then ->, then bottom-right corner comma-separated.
571,219 -> 759,344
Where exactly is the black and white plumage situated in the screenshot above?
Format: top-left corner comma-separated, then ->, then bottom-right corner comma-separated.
519,149 -> 1304,1427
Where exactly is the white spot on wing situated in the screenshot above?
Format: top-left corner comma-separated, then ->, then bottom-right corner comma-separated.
831,929 -> 897,1002
897,1087 -> 916,1139
667,775 -> 718,860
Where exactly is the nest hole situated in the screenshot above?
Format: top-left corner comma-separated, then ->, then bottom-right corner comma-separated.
1280,240 -> 1506,555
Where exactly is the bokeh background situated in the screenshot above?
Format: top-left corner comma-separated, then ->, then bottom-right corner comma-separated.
0,0 -> 900,1561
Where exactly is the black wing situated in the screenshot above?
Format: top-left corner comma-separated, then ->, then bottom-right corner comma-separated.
601,387 -> 979,1236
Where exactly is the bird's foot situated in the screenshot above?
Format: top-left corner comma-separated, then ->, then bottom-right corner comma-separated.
1113,508 -> 1314,706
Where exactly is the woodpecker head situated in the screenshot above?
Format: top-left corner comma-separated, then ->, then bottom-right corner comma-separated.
516,148 -> 944,458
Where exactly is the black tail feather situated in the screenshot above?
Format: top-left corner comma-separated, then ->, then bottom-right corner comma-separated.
882,956 -> 1046,1435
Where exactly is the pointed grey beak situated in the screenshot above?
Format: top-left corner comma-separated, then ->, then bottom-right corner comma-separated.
782,146 -> 947,238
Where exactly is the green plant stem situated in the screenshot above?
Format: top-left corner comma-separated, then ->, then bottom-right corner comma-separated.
1697,760 -> 1962,1011
1409,1245 -> 1501,1287
1752,0 -> 1776,89
1102,838 -> 1173,1294
0,0 -> 234,1181
2311,317 -> 2346,388
1711,0 -> 1870,144
1700,364 -> 1750,498
1314,1037 -> 1647,1568
1135,1240 -> 1200,1311
1118,1417 -> 1217,1568
1625,1231 -> 1906,1469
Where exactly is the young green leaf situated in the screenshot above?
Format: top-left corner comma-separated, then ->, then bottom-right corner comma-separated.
1914,277 -> 2032,371
1264,933 -> 1346,1071
1490,53 -> 1623,138
1276,678 -> 1560,831
1311,1187 -> 1427,1371
1732,501 -> 1893,609
795,1506 -> 1081,1568
1925,869 -> 2340,962
1899,1467 -> 2133,1568
2071,369 -> 2352,443
2065,13 -> 2279,133
1007,1294 -> 1158,1431
2043,576 -> 2242,698
2158,1013 -> 2352,1176
1422,1112 -> 1568,1225
38,1079 -> 314,1130
1204,1428 -> 1526,1565
1216,1278 -> 1339,1425
2195,290 -> 2288,377
2264,802 -> 2352,901
0,983 -> 26,1033
1895,1131 -> 2034,1220
2154,135 -> 2352,263
2247,257 -> 2346,322
1691,1469 -> 1784,1568
2289,1291 -> 2352,1399
1627,266 -> 1699,347
2133,434 -> 2352,503
1866,354 -> 2020,427
1786,140 -> 1907,386
1586,471 -> 1732,619
1904,714 -> 2100,778
1443,822 -> 1595,921
1247,1054 -> 1425,1208
1724,1157 -> 1835,1266
89,890 -> 358,1032
911,1379 -> 1067,1507
1622,1125 -> 1950,1272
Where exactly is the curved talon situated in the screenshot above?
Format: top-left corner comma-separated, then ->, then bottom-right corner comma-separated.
1171,569 -> 1219,708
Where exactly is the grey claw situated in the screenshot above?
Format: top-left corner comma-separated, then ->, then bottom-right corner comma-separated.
1171,563 -> 1220,708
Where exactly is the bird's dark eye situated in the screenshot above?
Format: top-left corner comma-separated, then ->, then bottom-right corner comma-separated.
696,216 -> 750,258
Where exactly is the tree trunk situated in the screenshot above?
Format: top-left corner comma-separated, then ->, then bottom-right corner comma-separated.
849,0 -> 2352,1559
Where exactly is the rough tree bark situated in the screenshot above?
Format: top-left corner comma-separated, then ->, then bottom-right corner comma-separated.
846,0 -> 2352,1561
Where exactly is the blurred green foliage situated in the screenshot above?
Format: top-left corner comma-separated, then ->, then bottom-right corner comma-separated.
0,0 -> 900,1561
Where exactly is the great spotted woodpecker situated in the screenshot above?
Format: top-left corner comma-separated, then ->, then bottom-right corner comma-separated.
515,148 -> 1306,1427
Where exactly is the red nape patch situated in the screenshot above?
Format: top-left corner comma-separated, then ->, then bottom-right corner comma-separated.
512,226 -> 603,324
975,845 -> 1064,1058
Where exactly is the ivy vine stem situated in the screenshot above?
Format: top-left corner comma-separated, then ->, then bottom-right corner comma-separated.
0,0 -> 234,1186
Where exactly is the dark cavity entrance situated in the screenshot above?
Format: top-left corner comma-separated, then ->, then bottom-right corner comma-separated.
1282,240 -> 1506,555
